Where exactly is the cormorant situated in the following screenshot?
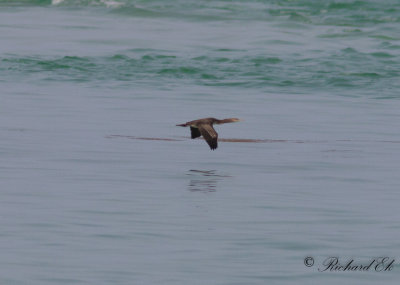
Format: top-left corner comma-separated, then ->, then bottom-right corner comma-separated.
176,117 -> 240,150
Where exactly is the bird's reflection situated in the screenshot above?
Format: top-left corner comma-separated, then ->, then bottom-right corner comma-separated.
186,170 -> 231,192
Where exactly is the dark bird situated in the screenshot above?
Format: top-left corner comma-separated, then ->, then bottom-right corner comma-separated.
176,117 -> 240,150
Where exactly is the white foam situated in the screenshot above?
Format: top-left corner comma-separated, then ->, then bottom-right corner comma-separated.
51,0 -> 65,5
100,0 -> 125,8
51,0 -> 124,8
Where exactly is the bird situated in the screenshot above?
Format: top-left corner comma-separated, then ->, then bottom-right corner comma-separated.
176,117 -> 240,150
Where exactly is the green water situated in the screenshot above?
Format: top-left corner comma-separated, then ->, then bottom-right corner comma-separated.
1,0 -> 399,96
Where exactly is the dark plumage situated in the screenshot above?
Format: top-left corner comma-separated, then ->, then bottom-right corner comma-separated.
176,117 -> 240,150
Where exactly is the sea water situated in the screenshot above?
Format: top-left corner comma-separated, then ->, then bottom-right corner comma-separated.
1,0 -> 400,284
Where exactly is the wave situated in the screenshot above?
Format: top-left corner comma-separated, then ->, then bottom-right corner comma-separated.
0,0 -> 398,26
1,48 -> 398,92
0,0 -> 52,6
51,0 -> 125,8
0,0 -> 127,7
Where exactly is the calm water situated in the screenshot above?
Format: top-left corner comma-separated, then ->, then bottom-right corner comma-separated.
1,0 -> 400,284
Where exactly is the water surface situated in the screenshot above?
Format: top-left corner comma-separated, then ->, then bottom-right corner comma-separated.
1,1 -> 400,284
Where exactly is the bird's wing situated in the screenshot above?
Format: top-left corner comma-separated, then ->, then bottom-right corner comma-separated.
198,124 -> 218,150
190,127 -> 201,139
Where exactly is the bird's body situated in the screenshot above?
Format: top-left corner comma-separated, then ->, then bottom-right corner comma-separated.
176,117 -> 240,150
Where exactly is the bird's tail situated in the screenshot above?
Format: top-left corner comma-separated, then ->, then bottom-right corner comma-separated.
176,123 -> 187,127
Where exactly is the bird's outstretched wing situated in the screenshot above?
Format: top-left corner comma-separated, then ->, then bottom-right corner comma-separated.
190,127 -> 201,139
198,124 -> 218,150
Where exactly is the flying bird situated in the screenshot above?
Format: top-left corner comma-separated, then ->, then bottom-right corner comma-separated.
176,117 -> 240,150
